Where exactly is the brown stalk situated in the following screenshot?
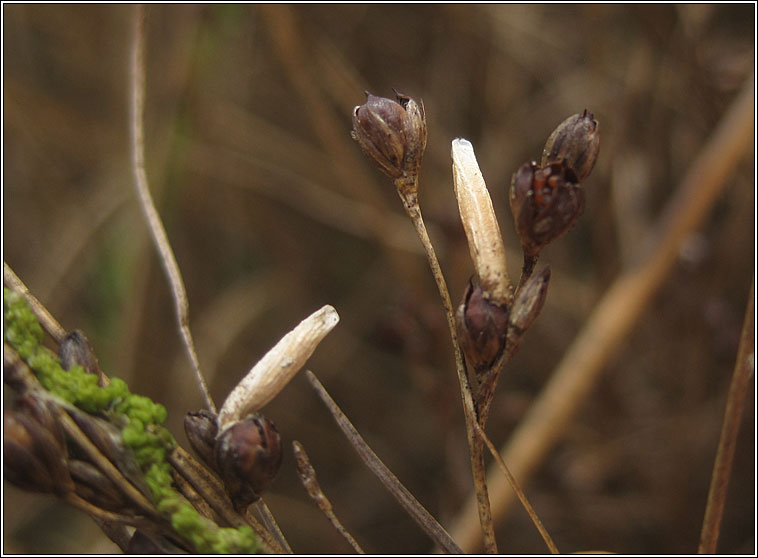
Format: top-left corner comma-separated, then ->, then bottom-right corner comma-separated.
698,278 -> 754,554
398,184 -> 498,554
305,370 -> 463,554
168,446 -> 284,554
473,421 -> 558,554
250,500 -> 294,554
293,440 -> 365,554
449,73 -> 754,552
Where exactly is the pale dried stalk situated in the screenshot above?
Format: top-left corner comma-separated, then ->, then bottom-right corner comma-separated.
698,278 -> 754,554
216,305 -> 340,431
451,138 -> 512,305
128,5 -> 215,413
449,73 -> 755,552
293,440 -> 365,554
305,370 -> 463,554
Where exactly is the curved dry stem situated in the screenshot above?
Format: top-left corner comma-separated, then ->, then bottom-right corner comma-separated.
449,73 -> 755,552
128,5 -> 215,413
698,278 -> 754,554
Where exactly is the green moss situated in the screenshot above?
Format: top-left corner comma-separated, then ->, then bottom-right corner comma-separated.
4,288 -> 261,554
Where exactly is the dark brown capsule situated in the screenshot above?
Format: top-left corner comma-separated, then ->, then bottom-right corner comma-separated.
510,161 -> 585,258
3,408 -> 73,495
506,266 -> 551,358
184,409 -> 218,471
456,281 -> 510,372
541,110 -> 600,183
214,414 -> 283,510
59,329 -> 105,384
351,90 -> 427,186
69,458 -> 129,512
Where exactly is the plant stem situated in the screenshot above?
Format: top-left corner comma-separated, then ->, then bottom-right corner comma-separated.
306,370 -> 463,554
293,440 -> 366,554
473,421 -> 559,554
698,278 -> 754,554
396,181 -> 498,554
128,5 -> 215,413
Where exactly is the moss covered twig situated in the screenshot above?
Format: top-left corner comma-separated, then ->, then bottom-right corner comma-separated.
4,281 -> 268,553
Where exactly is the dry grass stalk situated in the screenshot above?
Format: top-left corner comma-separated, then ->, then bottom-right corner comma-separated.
698,277 -> 754,554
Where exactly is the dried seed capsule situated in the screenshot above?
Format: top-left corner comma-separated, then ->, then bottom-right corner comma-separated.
506,266 -> 551,358
59,329 -> 105,384
217,305 -> 339,431
214,414 -> 283,510
351,91 -> 427,189
69,458 -> 129,512
510,161 -> 585,259
3,408 -> 73,495
14,394 -> 65,450
184,409 -> 218,470
541,110 -> 600,183
456,281 -> 509,372
452,138 -> 512,305
66,406 -> 152,501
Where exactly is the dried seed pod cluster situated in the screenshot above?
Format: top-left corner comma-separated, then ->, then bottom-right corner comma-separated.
3,397 -> 72,495
450,111 -> 598,390
510,110 -> 600,262
186,304 -> 340,509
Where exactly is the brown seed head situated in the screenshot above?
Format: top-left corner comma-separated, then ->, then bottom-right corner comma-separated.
351,91 -> 427,184
456,281 -> 510,372
541,110 -> 600,183
510,161 -> 585,258
184,410 -> 219,471
3,408 -> 73,495
214,414 -> 283,510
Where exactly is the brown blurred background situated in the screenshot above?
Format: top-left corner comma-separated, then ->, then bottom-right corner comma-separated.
3,4 -> 754,554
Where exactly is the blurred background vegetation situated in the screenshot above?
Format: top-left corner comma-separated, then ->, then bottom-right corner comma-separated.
3,4 -> 754,554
